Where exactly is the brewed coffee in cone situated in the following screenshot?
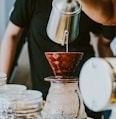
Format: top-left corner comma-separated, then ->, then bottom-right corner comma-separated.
45,52 -> 84,77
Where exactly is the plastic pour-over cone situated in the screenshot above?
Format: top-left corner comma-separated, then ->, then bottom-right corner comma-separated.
45,52 -> 84,77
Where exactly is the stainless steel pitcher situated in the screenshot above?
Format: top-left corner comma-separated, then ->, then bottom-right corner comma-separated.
47,0 -> 81,45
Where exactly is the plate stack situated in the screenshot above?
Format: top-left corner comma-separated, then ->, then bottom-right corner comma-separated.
15,90 -> 43,119
0,72 -> 43,119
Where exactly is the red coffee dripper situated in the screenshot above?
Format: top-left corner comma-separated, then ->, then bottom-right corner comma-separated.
45,52 -> 84,78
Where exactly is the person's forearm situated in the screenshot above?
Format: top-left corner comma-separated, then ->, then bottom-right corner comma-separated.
98,35 -> 113,57
0,34 -> 17,81
81,0 -> 116,25
98,44 -> 113,57
0,22 -> 22,81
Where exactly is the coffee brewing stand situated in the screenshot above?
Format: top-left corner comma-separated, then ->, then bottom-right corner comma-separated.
42,52 -> 87,119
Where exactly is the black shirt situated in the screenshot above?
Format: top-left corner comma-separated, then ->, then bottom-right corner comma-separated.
10,0 -> 102,99
102,25 -> 116,39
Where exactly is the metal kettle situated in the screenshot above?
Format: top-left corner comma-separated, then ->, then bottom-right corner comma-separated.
47,0 -> 81,45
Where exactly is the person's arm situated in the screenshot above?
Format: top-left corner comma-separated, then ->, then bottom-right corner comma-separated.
90,32 -> 113,57
97,34 -> 114,57
0,21 -> 23,81
81,0 -> 116,25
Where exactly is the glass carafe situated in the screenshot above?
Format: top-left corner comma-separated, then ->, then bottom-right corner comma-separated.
0,72 -> 7,86
42,76 -> 87,119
